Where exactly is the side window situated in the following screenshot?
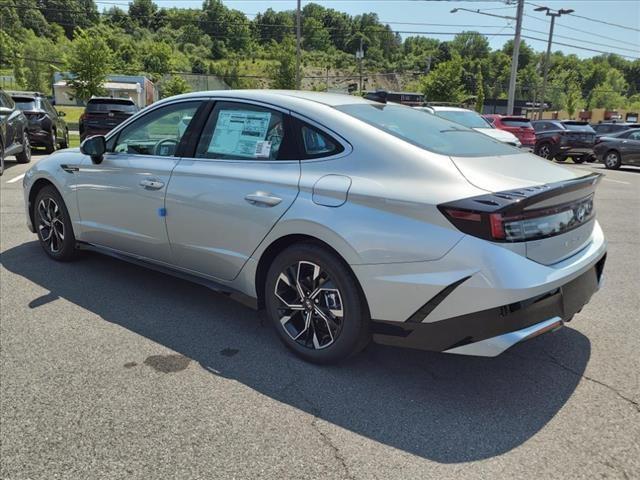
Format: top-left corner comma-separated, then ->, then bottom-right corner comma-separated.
628,130 -> 640,140
113,101 -> 200,156
300,124 -> 343,158
196,102 -> 287,160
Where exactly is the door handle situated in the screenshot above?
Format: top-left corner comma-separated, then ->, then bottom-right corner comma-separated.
139,178 -> 165,190
244,191 -> 282,207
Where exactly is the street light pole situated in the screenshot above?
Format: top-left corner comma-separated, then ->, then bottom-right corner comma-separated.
535,6 -> 574,119
295,0 -> 302,90
506,0 -> 524,115
450,6 -> 522,115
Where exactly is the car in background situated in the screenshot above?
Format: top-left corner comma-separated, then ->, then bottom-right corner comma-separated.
483,115 -> 536,149
10,92 -> 69,153
531,120 -> 596,163
0,89 -> 31,175
23,90 -> 606,363
593,128 -> 640,169
79,97 -> 138,141
416,106 -> 522,147
592,122 -> 640,139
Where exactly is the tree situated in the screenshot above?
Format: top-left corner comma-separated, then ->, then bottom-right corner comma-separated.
162,75 -> 191,97
22,34 -> 58,92
451,32 -> 489,60
475,69 -> 484,113
564,81 -> 584,119
66,28 -> 112,102
268,36 -> 297,89
129,0 -> 158,29
421,57 -> 466,103
142,41 -> 173,79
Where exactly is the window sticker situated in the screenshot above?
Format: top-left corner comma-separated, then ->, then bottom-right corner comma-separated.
208,110 -> 272,158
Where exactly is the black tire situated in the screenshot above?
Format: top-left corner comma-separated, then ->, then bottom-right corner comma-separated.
45,129 -> 57,154
535,142 -> 554,160
572,156 -> 586,164
15,130 -> 31,164
265,243 -> 370,364
585,154 -> 597,163
33,186 -> 77,261
603,150 -> 622,170
0,140 -> 4,176
60,129 -> 69,149
555,155 -> 567,162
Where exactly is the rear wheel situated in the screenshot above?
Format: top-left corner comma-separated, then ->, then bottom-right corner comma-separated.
555,155 -> 567,162
603,150 -> 621,170
572,156 -> 586,164
45,129 -> 57,154
60,129 -> 69,149
536,142 -> 554,159
15,131 -> 31,164
33,186 -> 77,261
265,243 -> 370,364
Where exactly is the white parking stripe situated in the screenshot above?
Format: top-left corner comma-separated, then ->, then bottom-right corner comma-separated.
5,173 -> 25,184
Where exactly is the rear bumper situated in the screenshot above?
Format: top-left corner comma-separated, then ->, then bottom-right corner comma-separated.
26,127 -> 51,146
371,255 -> 605,355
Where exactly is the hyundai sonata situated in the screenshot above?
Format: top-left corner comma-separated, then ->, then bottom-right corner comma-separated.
23,90 -> 606,363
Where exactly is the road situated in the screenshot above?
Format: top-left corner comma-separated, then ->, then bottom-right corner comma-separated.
1,153 -> 639,479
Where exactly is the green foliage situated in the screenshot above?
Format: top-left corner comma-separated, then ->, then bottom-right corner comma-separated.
268,36 -> 297,89
161,75 -> 191,98
475,69 -> 484,113
66,28 -> 112,101
421,56 -> 466,103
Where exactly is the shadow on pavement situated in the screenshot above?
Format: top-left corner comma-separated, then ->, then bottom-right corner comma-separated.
1,241 -> 591,463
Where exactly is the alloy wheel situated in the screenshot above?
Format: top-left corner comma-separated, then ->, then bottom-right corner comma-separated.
605,152 -> 619,168
539,144 -> 551,159
23,133 -> 31,161
274,260 -> 344,350
37,197 -> 65,253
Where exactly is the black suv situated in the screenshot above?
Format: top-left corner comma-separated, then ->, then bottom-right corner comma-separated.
10,92 -> 69,153
593,122 -> 640,139
531,120 -> 596,163
79,97 -> 138,141
0,89 -> 31,175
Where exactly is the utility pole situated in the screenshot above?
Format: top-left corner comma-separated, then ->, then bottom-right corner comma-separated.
295,0 -> 302,90
506,0 -> 524,115
535,6 -> 574,119
356,38 -> 364,94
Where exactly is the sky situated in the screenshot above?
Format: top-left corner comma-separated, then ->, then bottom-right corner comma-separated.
100,0 -> 640,60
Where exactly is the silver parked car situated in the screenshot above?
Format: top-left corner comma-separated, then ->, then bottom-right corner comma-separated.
23,90 -> 606,363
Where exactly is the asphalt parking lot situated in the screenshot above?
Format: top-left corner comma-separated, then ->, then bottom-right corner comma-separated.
1,152 -> 639,479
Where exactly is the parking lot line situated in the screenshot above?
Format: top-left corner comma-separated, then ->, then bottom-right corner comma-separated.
602,178 -> 631,185
5,173 -> 25,184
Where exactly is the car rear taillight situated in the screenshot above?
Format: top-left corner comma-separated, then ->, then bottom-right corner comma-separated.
439,174 -> 601,243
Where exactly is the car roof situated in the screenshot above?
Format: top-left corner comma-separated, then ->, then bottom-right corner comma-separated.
427,106 -> 473,113
167,89 -> 379,109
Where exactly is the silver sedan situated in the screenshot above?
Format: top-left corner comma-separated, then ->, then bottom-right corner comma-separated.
22,90 -> 606,363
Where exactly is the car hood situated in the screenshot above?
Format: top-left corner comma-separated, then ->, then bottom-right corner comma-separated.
449,152 -> 585,191
473,127 -> 519,144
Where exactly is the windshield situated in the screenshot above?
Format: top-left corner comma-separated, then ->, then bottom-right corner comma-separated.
12,98 -> 37,110
87,99 -> 137,113
564,122 -> 595,133
336,103 -> 518,157
501,118 -> 532,128
434,110 -> 492,129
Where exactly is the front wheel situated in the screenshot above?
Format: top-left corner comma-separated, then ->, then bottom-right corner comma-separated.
265,244 -> 370,364
603,150 -> 622,170
33,186 -> 77,261
572,156 -> 586,164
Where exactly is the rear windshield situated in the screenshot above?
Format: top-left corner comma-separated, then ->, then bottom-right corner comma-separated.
12,97 -> 37,110
564,122 -> 595,133
336,103 -> 518,157
433,110 -> 492,129
86,99 -> 137,113
501,118 -> 532,128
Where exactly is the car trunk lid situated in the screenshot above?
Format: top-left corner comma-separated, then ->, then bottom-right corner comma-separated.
443,153 -> 601,264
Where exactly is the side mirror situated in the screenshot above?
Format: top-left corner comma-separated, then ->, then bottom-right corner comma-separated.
0,106 -> 13,116
80,136 -> 106,164
57,110 -> 66,117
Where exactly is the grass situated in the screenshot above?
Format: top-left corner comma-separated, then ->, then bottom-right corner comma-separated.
68,132 -> 80,148
57,106 -> 84,131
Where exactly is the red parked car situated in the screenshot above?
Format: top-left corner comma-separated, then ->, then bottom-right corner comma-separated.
483,115 -> 536,148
